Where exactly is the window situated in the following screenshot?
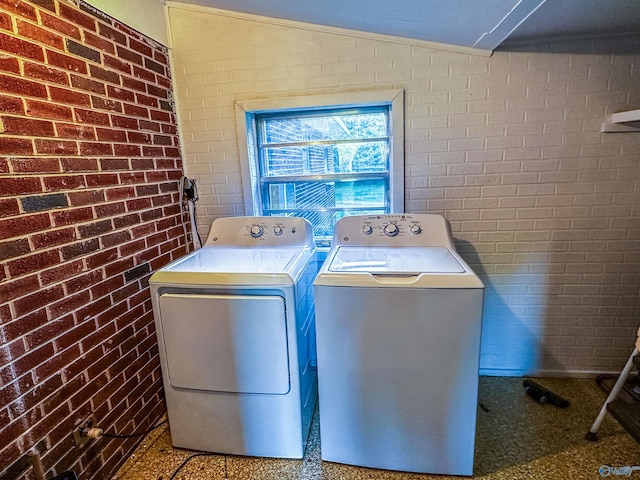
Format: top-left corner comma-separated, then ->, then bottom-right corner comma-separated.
236,90 -> 404,246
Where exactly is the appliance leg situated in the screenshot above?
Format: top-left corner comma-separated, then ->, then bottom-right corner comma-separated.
586,347 -> 639,441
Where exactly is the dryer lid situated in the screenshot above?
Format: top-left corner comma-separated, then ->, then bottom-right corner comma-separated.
163,246 -> 309,274
327,246 -> 466,274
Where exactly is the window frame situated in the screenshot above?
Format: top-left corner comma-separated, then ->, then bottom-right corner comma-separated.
235,90 -> 404,243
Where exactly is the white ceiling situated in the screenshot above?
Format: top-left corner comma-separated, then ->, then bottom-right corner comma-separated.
169,0 -> 640,52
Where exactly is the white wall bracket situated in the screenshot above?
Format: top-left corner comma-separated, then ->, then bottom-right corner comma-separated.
602,108 -> 640,132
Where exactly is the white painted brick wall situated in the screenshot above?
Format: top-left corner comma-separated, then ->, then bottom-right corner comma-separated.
168,6 -> 640,377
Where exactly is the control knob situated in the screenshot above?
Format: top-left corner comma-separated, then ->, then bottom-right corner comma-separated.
410,224 -> 422,235
383,223 -> 399,237
273,226 -> 283,236
249,224 -> 264,238
362,225 -> 373,235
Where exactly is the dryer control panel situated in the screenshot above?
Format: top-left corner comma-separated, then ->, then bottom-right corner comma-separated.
333,214 -> 455,248
204,216 -> 314,248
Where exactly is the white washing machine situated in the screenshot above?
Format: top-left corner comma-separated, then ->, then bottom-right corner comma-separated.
314,214 -> 484,475
149,216 -> 318,458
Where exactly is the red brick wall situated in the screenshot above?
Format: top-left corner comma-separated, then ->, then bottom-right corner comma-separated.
0,1 -> 186,478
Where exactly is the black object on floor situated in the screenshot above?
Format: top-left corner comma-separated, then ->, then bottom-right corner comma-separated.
523,379 -> 570,408
596,373 -> 640,403
52,472 -> 78,480
607,401 -> 640,443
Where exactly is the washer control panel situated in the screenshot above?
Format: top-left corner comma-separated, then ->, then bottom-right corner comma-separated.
334,214 -> 454,248
354,215 -> 424,239
204,216 -> 313,248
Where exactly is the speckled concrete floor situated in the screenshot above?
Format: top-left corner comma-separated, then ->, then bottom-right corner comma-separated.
113,377 -> 640,480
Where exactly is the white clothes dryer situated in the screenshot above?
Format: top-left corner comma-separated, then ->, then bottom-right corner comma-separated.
314,214 -> 484,475
150,216 -> 317,458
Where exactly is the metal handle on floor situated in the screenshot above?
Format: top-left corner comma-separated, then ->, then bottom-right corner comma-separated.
586,346 -> 639,441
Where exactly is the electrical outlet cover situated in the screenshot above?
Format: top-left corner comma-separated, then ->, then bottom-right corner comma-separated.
72,414 -> 96,447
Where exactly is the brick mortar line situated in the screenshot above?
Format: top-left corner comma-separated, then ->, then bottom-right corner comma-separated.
0,48 -> 172,95
0,92 -> 173,117
0,46 -> 171,90
0,172 -> 181,181
1,157 -> 182,165
0,322 -> 156,400
1,218 -> 184,283
0,105 -> 176,123
1,339 -> 162,454
0,188 -> 181,207
0,2 -> 169,62
3,294 -> 157,372
0,137 -> 179,148
5,249 -> 183,290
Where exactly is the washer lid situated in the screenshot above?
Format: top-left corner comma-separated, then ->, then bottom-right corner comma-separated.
328,246 -> 466,274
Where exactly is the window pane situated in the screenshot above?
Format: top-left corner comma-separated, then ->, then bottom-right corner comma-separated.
263,179 -> 387,211
262,141 -> 388,176
264,181 -> 335,210
335,180 -> 386,208
262,111 -> 387,144
262,145 -> 334,176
